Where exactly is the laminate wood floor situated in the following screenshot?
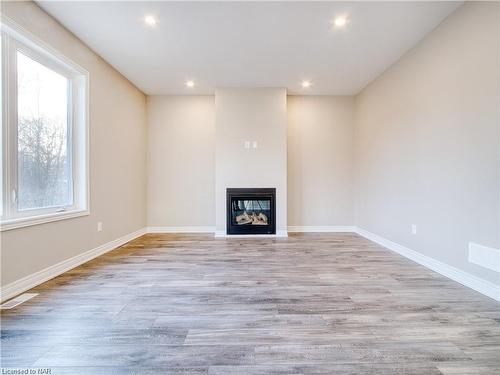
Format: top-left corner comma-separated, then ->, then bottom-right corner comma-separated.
1,233 -> 499,374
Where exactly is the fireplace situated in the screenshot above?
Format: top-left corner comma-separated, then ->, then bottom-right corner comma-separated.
226,188 -> 276,235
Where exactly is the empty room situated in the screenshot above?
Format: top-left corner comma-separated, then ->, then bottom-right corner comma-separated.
0,0 -> 499,374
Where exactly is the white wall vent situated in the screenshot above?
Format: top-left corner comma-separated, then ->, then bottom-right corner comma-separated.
469,242 -> 500,273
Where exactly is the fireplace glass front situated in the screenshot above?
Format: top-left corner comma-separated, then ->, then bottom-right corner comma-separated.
226,188 -> 276,235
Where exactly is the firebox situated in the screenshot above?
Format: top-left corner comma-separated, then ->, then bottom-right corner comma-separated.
226,188 -> 276,235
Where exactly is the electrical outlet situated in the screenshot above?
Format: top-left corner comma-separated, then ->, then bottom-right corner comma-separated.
243,140 -> 250,149
97,222 -> 103,232
252,141 -> 258,149
411,224 -> 417,235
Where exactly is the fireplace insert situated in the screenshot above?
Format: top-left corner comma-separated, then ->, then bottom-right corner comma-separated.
226,188 -> 276,235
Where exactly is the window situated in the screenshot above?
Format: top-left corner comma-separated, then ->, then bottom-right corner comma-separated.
17,52 -> 72,211
1,18 -> 88,231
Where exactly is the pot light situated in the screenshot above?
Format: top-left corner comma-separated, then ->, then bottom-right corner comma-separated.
301,80 -> 311,89
144,15 -> 157,26
333,16 -> 349,29
186,80 -> 195,88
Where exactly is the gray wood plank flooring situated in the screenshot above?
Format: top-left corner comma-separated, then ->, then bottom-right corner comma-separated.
1,233 -> 499,374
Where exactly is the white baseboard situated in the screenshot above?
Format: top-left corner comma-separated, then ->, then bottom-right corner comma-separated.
147,226 -> 215,233
214,230 -> 226,238
5,224 -> 496,303
288,225 -> 355,233
0,227 -> 147,303
214,229 -> 288,238
355,227 -> 500,302
148,228 -> 288,237
276,230 -> 289,237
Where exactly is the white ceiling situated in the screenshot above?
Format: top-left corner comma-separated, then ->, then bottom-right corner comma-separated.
37,1 -> 462,95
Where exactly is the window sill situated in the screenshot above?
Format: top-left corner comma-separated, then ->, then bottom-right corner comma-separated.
1,209 -> 89,232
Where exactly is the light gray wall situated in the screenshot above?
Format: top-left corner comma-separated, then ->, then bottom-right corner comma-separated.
1,2 -> 147,286
354,2 -> 500,285
215,88 -> 288,234
147,94 -> 357,231
147,96 -> 215,228
288,96 -> 354,227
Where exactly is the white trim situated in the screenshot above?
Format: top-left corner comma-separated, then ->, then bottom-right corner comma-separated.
0,15 -> 90,228
5,225 -> 496,303
288,226 -> 355,233
355,227 -> 500,302
0,15 -> 89,76
0,227 -> 146,303
1,209 -> 89,231
147,226 -> 215,233
214,230 -> 288,238
469,242 -> 500,273
276,229 -> 288,237
147,227 -> 288,237
0,293 -> 38,309
214,230 -> 226,238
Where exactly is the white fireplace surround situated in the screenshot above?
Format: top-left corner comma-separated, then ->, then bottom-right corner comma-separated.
214,88 -> 288,237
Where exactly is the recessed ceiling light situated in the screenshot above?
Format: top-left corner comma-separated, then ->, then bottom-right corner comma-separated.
301,80 -> 311,88
144,15 -> 157,26
333,16 -> 348,29
186,80 -> 195,88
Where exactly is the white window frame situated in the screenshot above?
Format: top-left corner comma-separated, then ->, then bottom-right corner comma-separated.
1,16 -> 89,231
